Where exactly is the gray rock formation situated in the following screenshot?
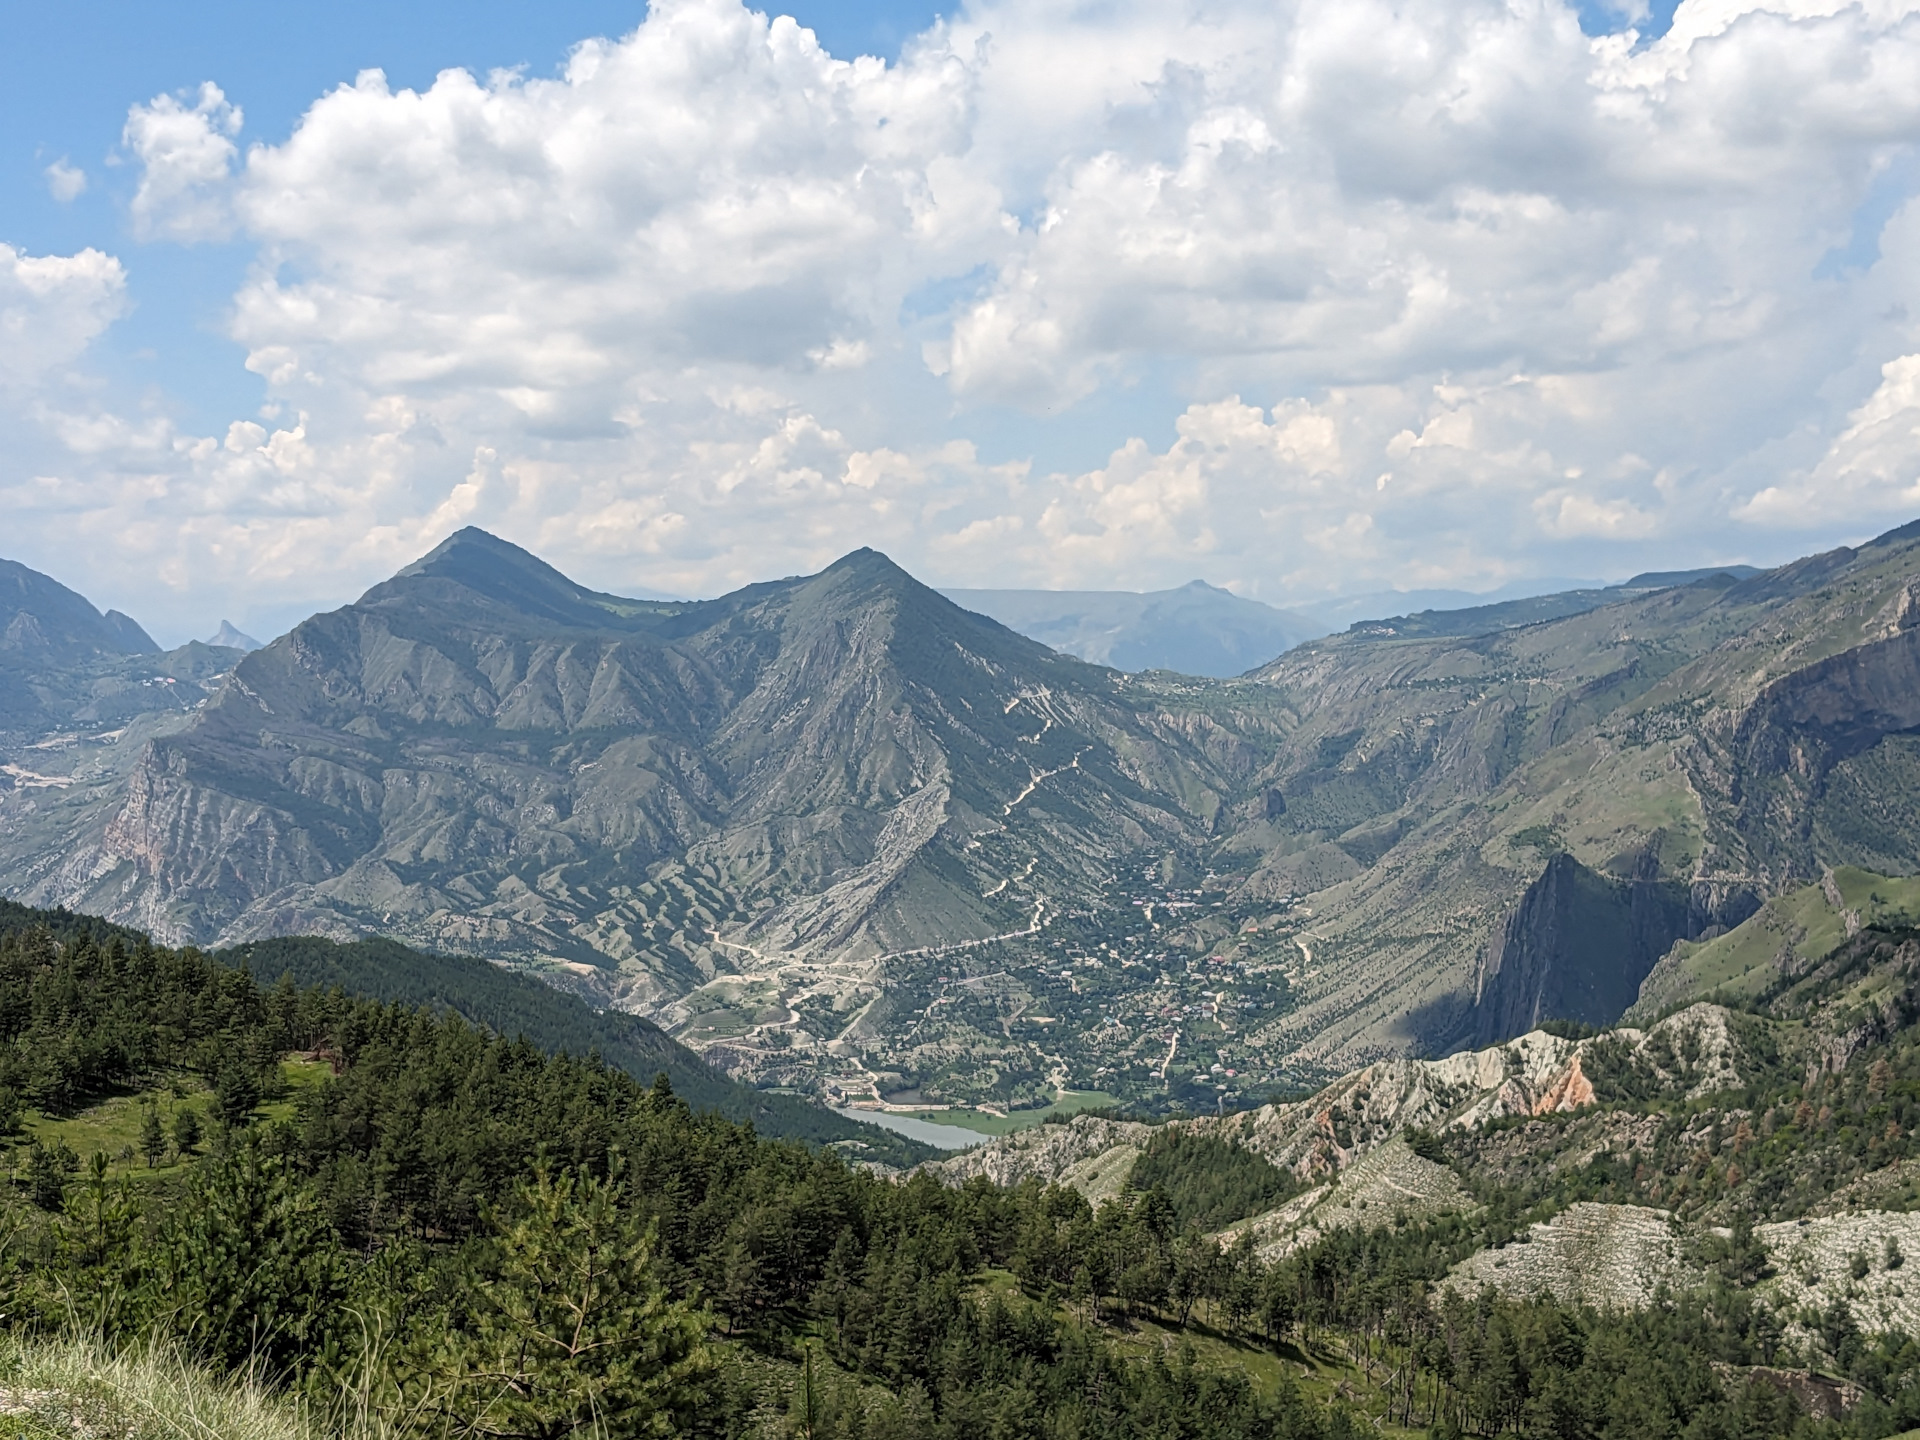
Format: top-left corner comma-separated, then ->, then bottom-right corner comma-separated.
1465,851 -> 1695,1046
3,531 -> 1241,1006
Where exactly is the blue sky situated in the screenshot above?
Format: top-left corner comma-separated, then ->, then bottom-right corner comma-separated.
0,0 -> 950,436
2,0 -> 1918,643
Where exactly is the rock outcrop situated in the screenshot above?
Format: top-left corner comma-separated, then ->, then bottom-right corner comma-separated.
920,1005 -> 1744,1194
1446,1203 -> 1695,1310
1219,1139 -> 1472,1261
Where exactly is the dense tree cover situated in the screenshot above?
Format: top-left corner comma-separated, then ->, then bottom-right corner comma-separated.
5,912 -> 1920,1437
223,933 -> 933,1163
0,898 -> 933,1167
1129,1130 -> 1304,1232
0,920 -> 1360,1437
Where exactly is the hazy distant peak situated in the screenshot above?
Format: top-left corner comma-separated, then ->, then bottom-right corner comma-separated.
1616,565 -> 1760,589
206,621 -> 262,651
943,581 -> 1327,676
0,557 -> 157,657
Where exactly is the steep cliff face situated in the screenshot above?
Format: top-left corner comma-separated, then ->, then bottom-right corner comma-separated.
1463,852 -> 1695,1045
1728,623 -> 1920,882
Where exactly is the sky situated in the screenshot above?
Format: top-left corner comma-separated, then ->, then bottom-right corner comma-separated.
3,0 -> 1919,645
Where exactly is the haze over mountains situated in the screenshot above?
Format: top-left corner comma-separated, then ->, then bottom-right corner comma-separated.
949,567 -> 1762,677
206,621 -> 263,652
943,581 -> 1326,677
1,525 -> 1916,1114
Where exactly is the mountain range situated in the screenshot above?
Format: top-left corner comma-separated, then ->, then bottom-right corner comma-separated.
946,567 -> 1760,678
2,525 -> 1917,1115
942,580 -> 1326,676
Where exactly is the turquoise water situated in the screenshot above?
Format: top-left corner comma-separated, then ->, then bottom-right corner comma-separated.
833,1106 -> 983,1151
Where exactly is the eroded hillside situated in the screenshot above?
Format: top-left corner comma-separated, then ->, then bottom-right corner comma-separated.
926,918 -> 1920,1368
10,522 -> 1920,1109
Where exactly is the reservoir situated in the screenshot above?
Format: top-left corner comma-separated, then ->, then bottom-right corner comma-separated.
833,1107 -> 983,1151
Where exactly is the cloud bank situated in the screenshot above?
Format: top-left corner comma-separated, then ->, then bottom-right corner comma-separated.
7,0 -> 1920,632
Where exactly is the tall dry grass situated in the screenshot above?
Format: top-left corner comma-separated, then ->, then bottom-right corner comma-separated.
0,1334 -> 395,1440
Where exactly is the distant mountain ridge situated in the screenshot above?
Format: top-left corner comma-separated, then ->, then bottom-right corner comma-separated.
1,557 -> 156,662
0,557 -> 241,739
949,566 -> 1765,675
943,580 -> 1326,676
1342,565 -> 1762,642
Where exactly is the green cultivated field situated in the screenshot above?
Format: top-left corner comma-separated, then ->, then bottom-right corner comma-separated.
916,1088 -> 1119,1135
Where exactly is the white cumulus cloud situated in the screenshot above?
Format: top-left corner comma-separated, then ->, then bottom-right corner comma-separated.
124,82 -> 243,241
0,245 -> 127,388
43,160 -> 87,203
9,0 -> 1920,633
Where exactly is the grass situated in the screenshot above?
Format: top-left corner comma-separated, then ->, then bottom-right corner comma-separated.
17,1059 -> 334,1185
1642,868 -> 1920,1016
0,1334 -> 338,1440
1107,1315 -> 1428,1434
916,1089 -> 1119,1136
969,1268 -> 1423,1433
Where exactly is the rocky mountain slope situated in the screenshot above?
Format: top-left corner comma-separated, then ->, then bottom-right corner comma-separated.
924,916 -> 1920,1349
923,1000 -> 1737,1197
0,530 -> 1250,1021
1,558 -> 249,837
2,557 -> 170,734
1199,521 -> 1920,1065
5,522 -> 1920,1100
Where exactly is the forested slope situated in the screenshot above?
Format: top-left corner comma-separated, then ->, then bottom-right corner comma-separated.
8,903 -> 1920,1435
0,899 -> 934,1166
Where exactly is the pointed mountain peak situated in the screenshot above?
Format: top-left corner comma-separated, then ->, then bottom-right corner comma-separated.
822,546 -> 913,579
802,547 -> 937,604
396,527 -> 560,583
207,620 -> 263,651
374,527 -> 637,631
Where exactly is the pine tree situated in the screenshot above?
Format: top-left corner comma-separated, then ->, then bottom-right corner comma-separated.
25,1137 -> 79,1211
418,1165 -> 713,1440
171,1106 -> 202,1157
139,1103 -> 167,1168
214,1061 -> 260,1127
